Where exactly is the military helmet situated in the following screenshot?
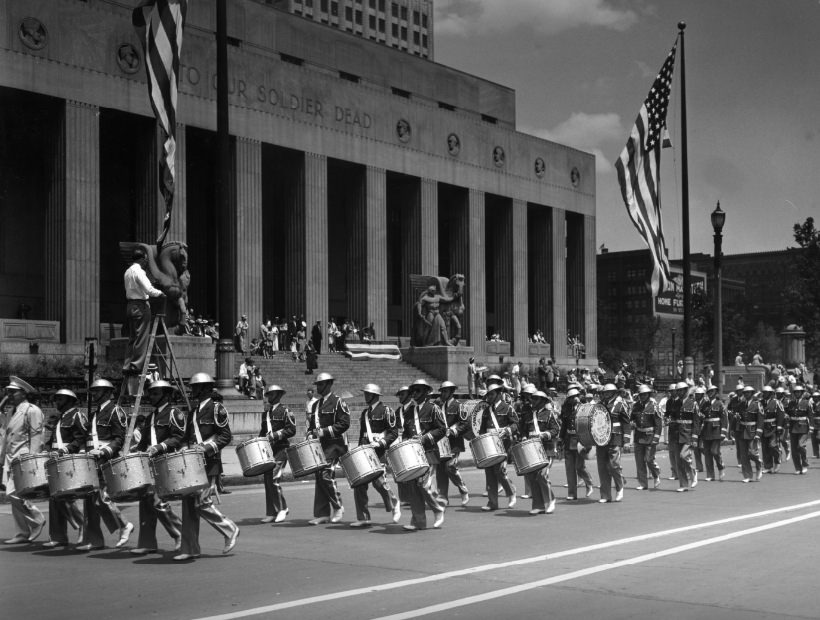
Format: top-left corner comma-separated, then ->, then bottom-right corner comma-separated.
440,381 -> 457,392
189,372 -> 215,386
812,391 -> 820,398
676,382 -> 690,391
531,390 -> 549,401
775,386 -> 786,394
486,374 -> 503,385
793,384 -> 805,392
90,379 -> 115,391
148,379 -> 174,392
363,383 -> 382,395
694,387 -> 707,395
314,372 -> 334,384
566,388 -> 581,398
264,384 -> 286,395
55,388 -> 78,400
521,384 -> 537,395
395,385 -> 410,396
761,386 -> 774,393
742,385 -> 755,392
638,384 -> 654,395
706,385 -> 718,392
485,383 -> 504,393
601,383 -> 618,393
411,379 -> 432,391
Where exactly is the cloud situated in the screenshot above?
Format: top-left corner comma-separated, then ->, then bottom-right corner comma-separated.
436,0 -> 639,36
523,112 -> 625,174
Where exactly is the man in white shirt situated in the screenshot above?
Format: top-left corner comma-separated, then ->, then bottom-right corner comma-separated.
122,249 -> 165,375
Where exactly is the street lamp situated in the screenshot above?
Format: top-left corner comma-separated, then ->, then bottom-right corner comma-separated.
711,201 -> 725,395
671,326 -> 676,378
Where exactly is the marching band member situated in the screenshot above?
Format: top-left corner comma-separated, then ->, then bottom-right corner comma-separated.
400,379 -> 446,531
732,385 -> 763,483
42,388 -> 86,548
515,384 -> 537,500
811,390 -> 820,459
760,386 -> 785,474
2,378 -> 47,544
597,384 -> 629,503
671,385 -> 702,492
306,373 -> 349,525
559,387 -> 594,500
260,384 -> 295,524
436,381 -> 470,507
394,386 -> 412,507
174,373 -> 240,561
78,379 -> 133,551
130,380 -> 183,555
787,385 -> 812,474
664,383 -> 688,480
629,384 -> 662,490
701,386 -> 728,481
479,383 -> 518,511
519,390 -> 559,515
351,384 -> 400,527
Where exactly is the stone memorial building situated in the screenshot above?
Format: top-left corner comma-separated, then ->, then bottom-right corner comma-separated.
0,0 -> 597,366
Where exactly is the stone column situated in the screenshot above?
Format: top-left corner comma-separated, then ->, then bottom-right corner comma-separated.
566,213 -> 585,350
583,214 -> 597,361
420,178 -> 438,275
511,199 -> 528,358
235,137 -> 263,337
527,205 -> 552,352
135,123 -> 159,244
45,100 -> 100,344
366,166 -> 387,341
170,122 -> 187,242
551,208 -> 567,360
304,153 -> 328,338
467,189 -> 486,355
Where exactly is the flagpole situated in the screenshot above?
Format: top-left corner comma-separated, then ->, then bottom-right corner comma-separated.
678,21 -> 693,377
215,0 -> 234,390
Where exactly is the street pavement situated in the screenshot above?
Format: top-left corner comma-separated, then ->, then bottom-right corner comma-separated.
1,451 -> 818,620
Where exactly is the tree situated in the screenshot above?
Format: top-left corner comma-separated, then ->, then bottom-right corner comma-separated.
783,217 -> 820,363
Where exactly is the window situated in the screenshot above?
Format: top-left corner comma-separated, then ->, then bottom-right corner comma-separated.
369,14 -> 376,28
379,0 -> 385,10
369,0 -> 375,7
305,0 -> 313,7
421,34 -> 427,48
378,18 -> 385,31
422,13 -> 428,28
401,26 -> 407,39
355,9 -> 363,24
331,1 -> 338,16
392,4 -> 398,17
345,6 -> 352,20
320,0 -> 328,10
413,30 -> 420,44
413,10 -> 420,25
391,23 -> 398,36
400,6 -> 407,20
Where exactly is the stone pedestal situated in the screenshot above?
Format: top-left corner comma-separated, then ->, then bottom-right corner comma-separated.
402,345 -> 474,385
781,325 -> 806,366
108,336 -> 215,379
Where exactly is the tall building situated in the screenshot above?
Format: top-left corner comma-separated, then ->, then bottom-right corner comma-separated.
263,0 -> 434,59
0,0 -> 596,369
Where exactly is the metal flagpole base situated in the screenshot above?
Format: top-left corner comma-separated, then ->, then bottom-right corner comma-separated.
215,338 -> 236,395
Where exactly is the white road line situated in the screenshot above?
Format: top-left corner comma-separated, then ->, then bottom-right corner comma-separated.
190,499 -> 820,620
372,510 -> 820,620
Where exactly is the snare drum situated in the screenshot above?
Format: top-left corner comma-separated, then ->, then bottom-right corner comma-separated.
575,403 -> 612,447
152,449 -> 209,500
236,437 -> 276,477
46,454 -> 100,500
386,439 -> 429,482
340,445 -> 384,488
470,432 -> 507,469
511,438 -> 550,475
10,453 -> 50,500
101,453 -> 154,502
286,439 -> 327,478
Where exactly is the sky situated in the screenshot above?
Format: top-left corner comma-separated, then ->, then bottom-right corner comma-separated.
433,0 -> 820,257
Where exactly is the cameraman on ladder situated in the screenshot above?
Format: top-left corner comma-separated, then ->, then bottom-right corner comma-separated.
122,248 -> 165,376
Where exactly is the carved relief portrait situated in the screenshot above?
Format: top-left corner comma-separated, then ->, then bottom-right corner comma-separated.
571,166 -> 581,187
492,146 -> 505,168
534,157 -> 546,178
447,133 -> 460,156
116,43 -> 141,74
396,119 -> 412,143
19,17 -> 47,51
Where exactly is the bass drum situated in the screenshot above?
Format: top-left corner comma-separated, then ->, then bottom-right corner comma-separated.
152,449 -> 209,500
287,439 -> 327,478
576,402 -> 612,447
470,432 -> 507,469
46,454 -> 100,500
236,437 -> 276,477
386,439 -> 429,483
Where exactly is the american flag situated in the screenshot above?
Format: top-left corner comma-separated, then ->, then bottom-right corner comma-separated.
133,0 -> 188,247
615,43 -> 677,295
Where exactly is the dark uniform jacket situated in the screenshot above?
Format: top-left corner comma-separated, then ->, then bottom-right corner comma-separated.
136,402 -> 186,454
812,399 -> 820,436
762,398 -> 785,439
260,402 -> 296,453
438,396 -> 470,452
701,397 -> 728,441
87,399 -> 126,460
670,395 -> 701,445
186,396 -> 232,476
559,398 -> 582,450
520,401 -> 560,455
308,391 -> 350,460
789,395 -> 813,435
478,399 -> 519,452
402,399 -> 446,452
357,401 -> 398,457
605,396 -> 631,447
630,397 -> 662,445
46,407 -> 87,454
734,397 -> 763,440
664,396 -> 682,442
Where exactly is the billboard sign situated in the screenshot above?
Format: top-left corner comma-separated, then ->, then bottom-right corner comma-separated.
654,268 -> 706,317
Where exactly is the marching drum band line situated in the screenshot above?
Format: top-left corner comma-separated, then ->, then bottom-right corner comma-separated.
2,373 -> 818,555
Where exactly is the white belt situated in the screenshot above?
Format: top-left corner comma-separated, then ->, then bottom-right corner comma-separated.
704,417 -> 721,422
637,426 -> 654,432
740,421 -> 757,426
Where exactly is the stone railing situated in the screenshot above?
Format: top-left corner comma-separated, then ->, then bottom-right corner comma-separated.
486,341 -> 511,356
0,319 -> 60,342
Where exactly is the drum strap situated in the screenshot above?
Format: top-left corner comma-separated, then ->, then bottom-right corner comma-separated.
55,412 -> 66,450
266,410 -> 273,435
489,405 -> 500,431
532,409 -> 541,434
414,405 -> 421,436
314,398 -> 322,431
151,411 -> 159,446
91,411 -> 99,450
364,407 -> 375,443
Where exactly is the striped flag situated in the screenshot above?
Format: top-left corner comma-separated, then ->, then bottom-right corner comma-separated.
615,43 -> 677,295
133,0 -> 188,247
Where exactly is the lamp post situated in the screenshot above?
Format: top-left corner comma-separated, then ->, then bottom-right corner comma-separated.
671,326 -> 676,379
711,201 -> 726,395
